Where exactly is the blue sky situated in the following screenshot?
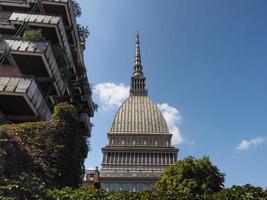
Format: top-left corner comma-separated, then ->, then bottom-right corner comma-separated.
77,0 -> 267,188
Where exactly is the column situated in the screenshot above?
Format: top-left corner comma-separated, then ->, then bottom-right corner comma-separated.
165,153 -> 167,164
117,153 -> 119,164
118,152 -> 121,164
142,153 -> 146,165
110,153 -> 113,164
107,153 -> 110,164
104,153 -> 108,164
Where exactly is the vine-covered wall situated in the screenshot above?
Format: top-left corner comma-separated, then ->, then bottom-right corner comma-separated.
0,102 -> 88,188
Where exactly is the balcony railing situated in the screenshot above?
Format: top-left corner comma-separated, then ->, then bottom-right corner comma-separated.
1,39 -> 66,97
0,12 -> 11,24
0,76 -> 52,122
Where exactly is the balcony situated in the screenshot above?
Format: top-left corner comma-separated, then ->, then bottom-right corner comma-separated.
0,0 -> 78,45
0,76 -> 51,122
0,11 -> 11,24
0,12 -> 77,73
0,39 -> 66,97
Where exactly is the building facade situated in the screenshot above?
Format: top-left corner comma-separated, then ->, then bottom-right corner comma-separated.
83,167 -> 101,189
100,34 -> 178,192
0,0 -> 94,134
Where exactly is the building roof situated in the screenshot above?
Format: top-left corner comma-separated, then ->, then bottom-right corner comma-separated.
110,96 -> 169,134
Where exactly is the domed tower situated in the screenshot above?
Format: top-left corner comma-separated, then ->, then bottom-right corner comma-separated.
100,33 -> 178,192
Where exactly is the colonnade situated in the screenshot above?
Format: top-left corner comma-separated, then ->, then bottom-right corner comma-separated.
103,152 -> 176,165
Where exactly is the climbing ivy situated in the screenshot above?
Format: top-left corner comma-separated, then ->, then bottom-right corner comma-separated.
0,102 -> 88,189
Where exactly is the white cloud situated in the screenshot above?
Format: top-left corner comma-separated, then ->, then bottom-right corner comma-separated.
236,137 -> 266,151
94,83 -> 129,109
157,103 -> 184,145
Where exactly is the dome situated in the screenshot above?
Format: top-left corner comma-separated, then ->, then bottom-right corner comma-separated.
110,96 -> 169,134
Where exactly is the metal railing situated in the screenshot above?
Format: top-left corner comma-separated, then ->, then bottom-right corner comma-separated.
0,12 -> 11,24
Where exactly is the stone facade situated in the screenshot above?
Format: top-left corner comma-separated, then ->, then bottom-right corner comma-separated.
100,34 -> 178,192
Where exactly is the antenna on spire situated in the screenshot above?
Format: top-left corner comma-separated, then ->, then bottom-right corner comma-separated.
135,32 -> 142,66
134,32 -> 143,75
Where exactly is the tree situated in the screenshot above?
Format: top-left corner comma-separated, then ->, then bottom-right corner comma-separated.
213,184 -> 267,200
155,156 -> 225,195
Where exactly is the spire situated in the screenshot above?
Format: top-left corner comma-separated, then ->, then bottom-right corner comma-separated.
134,32 -> 142,67
133,32 -> 143,76
130,32 -> 148,96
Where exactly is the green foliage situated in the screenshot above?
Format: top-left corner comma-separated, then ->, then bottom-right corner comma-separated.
0,173 -> 47,200
70,0 -> 90,43
47,186 -> 109,200
45,188 -> 214,200
213,184 -> 267,200
22,29 -> 44,42
0,102 -> 88,188
155,156 -> 225,195
71,0 -> 82,18
46,186 -> 267,200
77,24 -> 90,43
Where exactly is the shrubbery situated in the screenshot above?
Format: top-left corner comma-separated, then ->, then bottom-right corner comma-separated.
22,29 -> 45,42
0,103 -> 89,189
46,183 -> 267,200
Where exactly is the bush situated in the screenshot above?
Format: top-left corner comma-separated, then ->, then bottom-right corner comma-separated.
0,173 -> 47,200
22,29 -> 44,42
0,102 -> 88,188
47,186 -> 109,200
